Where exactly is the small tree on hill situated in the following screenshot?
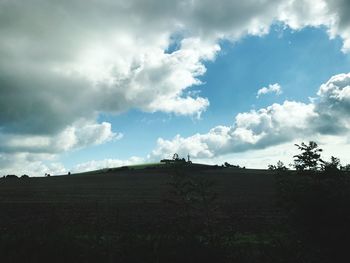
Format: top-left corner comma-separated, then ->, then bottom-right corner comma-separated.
293,141 -> 323,171
322,156 -> 341,174
224,162 -> 231,168
341,164 -> 350,172
268,160 -> 288,171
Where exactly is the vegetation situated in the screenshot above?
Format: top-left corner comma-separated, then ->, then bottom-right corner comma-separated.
1,142 -> 350,262
322,156 -> 341,174
268,160 -> 288,171
223,162 -> 243,168
166,168 -> 218,244
341,164 -> 350,171
276,172 -> 350,262
272,141 -> 350,261
293,141 -> 323,171
0,165 -> 286,263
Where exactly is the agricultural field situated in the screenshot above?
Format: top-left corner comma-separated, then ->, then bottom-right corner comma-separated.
0,164 -> 349,262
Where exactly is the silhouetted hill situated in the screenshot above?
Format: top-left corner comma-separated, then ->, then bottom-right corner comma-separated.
1,164 -> 349,263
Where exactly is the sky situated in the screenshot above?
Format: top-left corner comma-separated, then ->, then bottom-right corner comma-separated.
1,0 -> 350,176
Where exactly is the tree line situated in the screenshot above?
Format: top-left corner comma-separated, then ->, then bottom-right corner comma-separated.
268,141 -> 350,173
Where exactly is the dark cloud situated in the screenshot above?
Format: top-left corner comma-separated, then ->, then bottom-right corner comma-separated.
0,66 -> 95,135
1,0 -> 350,174
1,0 -> 349,138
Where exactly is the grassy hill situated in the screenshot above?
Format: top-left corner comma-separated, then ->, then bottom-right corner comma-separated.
0,164 -> 349,263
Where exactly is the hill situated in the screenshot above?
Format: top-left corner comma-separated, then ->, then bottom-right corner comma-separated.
1,164 -> 349,263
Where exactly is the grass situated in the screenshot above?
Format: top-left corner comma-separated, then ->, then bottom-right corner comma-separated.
65,161 -> 169,176
0,165 -> 349,262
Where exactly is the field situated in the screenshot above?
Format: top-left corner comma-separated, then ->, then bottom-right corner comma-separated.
1,164 -> 349,262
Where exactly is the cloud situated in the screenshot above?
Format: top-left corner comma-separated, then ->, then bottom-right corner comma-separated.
72,156 -> 144,173
256,83 -> 282,98
0,120 -> 120,176
4,72 -> 350,175
151,73 -> 350,161
0,152 -> 67,176
195,137 -> 350,169
0,121 -> 119,154
2,0 -> 350,174
311,72 -> 350,134
1,0 -> 350,137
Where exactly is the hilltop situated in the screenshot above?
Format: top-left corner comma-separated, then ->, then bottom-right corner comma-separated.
1,163 -> 349,263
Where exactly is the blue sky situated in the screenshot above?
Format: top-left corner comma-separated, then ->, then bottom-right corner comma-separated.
60,24 -> 350,171
1,0 -> 350,175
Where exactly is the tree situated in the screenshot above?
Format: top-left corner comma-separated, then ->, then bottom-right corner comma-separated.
293,141 -> 323,171
341,164 -> 350,172
224,162 -> 231,168
268,160 -> 288,171
322,156 -> 341,174
172,153 -> 179,161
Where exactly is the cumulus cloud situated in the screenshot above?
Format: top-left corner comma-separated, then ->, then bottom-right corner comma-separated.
72,156 -> 144,173
151,73 -> 350,160
0,121 -> 119,154
2,0 -> 350,174
1,0 -> 350,137
256,83 -> 282,98
0,152 -> 67,176
0,119 -> 121,175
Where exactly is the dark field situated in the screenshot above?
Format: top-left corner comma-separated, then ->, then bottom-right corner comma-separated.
1,165 -> 349,262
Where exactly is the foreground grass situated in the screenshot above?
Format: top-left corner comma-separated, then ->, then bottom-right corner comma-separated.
0,166 -> 349,262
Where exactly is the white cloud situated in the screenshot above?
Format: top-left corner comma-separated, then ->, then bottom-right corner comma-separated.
0,121 -> 119,154
150,101 -> 316,160
0,120 -> 120,176
2,0 -> 350,173
195,136 -> 350,169
0,152 -> 67,177
5,71 -> 350,175
151,73 -> 350,165
72,156 -> 144,173
256,83 -> 282,98
2,0 -> 350,138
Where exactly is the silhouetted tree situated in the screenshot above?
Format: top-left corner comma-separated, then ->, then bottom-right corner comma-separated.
268,160 -> 288,171
322,156 -> 341,174
293,141 -> 323,171
173,153 -> 179,161
341,164 -> 350,172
